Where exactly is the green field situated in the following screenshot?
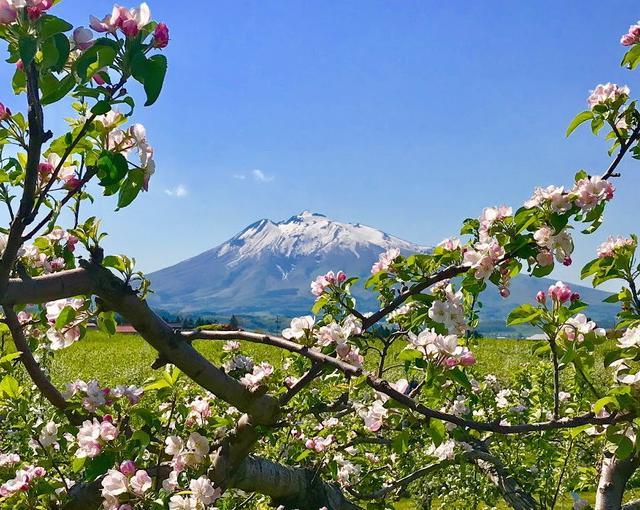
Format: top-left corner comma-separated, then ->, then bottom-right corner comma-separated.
2,330 -> 626,509
29,330 -> 540,386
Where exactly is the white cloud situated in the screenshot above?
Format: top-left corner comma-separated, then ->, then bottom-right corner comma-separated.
164,184 -> 188,197
232,169 -> 274,183
251,169 -> 274,182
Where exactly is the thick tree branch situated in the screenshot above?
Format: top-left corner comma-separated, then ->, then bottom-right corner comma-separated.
0,62 -> 50,295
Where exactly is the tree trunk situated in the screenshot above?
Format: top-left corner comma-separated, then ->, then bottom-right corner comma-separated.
595,452 -> 640,510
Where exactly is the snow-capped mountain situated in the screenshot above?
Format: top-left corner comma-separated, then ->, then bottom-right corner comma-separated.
148,211 -> 615,334
148,211 -> 429,314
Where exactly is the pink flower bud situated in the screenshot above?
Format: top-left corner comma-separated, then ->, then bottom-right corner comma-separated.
548,281 -> 572,304
499,287 -> 510,298
38,162 -> 53,177
119,460 -> 136,477
535,291 -> 546,304
15,59 -> 23,71
562,257 -> 572,266
102,414 -> 113,423
336,271 -> 347,283
63,177 -> 83,191
0,102 -> 9,121
119,505 -> 133,510
153,22 -> 169,48
459,352 -> 476,366
0,0 -> 17,24
570,292 -> 580,303
73,27 -> 94,51
121,18 -> 140,38
442,357 -> 459,368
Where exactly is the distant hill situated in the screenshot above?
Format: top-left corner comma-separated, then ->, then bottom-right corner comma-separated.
148,211 -> 617,335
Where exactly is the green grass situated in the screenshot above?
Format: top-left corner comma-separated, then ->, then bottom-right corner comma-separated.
41,331 -> 551,388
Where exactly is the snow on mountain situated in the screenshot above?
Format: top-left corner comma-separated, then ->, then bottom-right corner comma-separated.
148,211 -> 429,315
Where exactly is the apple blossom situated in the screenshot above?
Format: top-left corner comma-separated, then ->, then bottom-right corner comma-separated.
38,421 -> 58,448
239,361 -> 274,390
73,27 -> 93,50
548,281 -> 573,304
587,83 -> 630,109
597,235 -> 636,258
533,226 -> 573,263
562,314 -> 606,342
524,185 -> 572,213
189,475 -> 221,505
371,247 -> 400,274
129,469 -> 152,495
222,340 -> 240,351
437,237 -> 462,251
570,176 -> 615,212
618,325 -> 640,349
0,453 -> 19,467
168,495 -> 197,510
119,460 -> 137,477
305,435 -> 335,452
310,270 -> 346,296
282,315 -> 315,340
463,239 -> 505,280
621,22 -> 640,46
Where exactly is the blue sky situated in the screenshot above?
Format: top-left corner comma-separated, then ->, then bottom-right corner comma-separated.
4,1 -> 640,286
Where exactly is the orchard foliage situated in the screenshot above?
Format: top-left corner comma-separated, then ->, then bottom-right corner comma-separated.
2,3 -> 640,510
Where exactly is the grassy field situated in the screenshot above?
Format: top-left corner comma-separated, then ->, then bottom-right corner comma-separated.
40,330 -> 542,387
1,330 -> 623,509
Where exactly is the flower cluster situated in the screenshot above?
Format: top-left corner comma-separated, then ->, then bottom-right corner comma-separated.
96,113 -> 156,191
0,0 -> 52,24
168,476 -> 220,510
315,316 -> 364,366
524,185 -> 572,213
621,22 -> 640,46
63,379 -> 143,411
75,417 -> 119,458
562,314 -> 606,342
239,361 -> 274,391
101,462 -> 152,510
533,226 -> 573,266
282,315 -> 315,342
612,326 -> 640,385
310,270 -> 346,297
597,236 -> 636,258
587,83 -> 630,109
44,297 -> 85,350
478,205 -> 512,241
463,239 -> 505,280
0,465 -> 46,498
359,379 -> 409,432
371,248 -> 400,274
407,329 -> 476,368
428,283 -> 466,334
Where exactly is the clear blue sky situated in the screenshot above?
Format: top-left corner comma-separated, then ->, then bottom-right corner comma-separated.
4,1 -> 640,287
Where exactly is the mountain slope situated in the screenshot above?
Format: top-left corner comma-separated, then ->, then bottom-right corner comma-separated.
148,211 -> 429,315
148,211 -> 617,334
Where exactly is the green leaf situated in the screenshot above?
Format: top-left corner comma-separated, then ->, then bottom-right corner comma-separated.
11,67 -> 26,94
85,452 -> 116,481
39,15 -> 73,40
294,449 -> 312,462
97,150 -> 129,186
507,304 -> 542,326
91,100 -> 112,115
55,306 -> 77,329
41,73 -> 75,105
0,375 -> 20,398
615,435 -> 635,460
566,110 -> 593,137
117,169 -> 144,208
74,38 -> 118,82
428,419 -> 445,447
41,33 -> 70,72
622,44 -> 640,69
132,54 -> 168,106
594,396 -> 618,414
97,311 -> 117,335
18,36 -> 37,66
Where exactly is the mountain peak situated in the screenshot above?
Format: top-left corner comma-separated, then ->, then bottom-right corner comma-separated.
283,211 -> 327,224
